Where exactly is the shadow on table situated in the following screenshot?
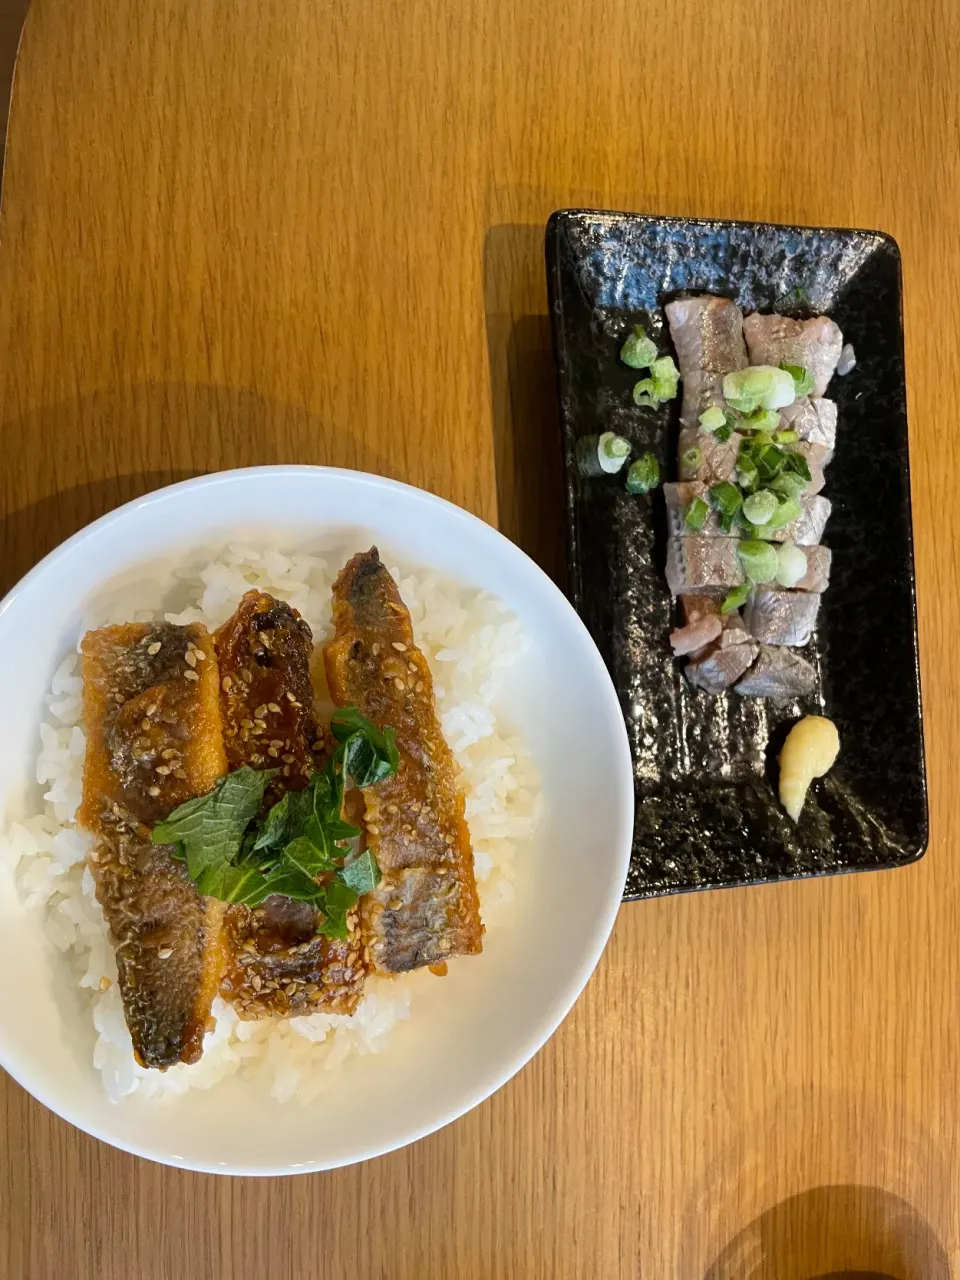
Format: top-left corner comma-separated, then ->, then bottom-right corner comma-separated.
0,379 -> 396,595
704,1185 -> 950,1280
482,223 -> 566,589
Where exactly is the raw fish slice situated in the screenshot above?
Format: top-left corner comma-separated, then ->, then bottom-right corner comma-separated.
666,296 -> 748,426
665,536 -> 744,596
685,634 -> 759,694
743,313 -> 843,396
664,484 -> 830,546
743,587 -> 821,647
678,427 -> 744,484
788,544 -> 831,594
779,398 -> 838,461
735,645 -> 817,701
324,549 -> 483,974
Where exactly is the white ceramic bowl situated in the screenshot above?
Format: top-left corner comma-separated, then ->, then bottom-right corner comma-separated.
0,466 -> 633,1174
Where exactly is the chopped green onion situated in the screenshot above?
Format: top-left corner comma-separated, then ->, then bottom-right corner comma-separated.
755,444 -> 788,482
577,433 -> 630,476
685,497 -> 709,531
736,454 -> 759,492
738,539 -> 779,583
782,450 -> 812,482
774,429 -> 798,444
709,482 -> 742,518
597,431 -> 631,473
650,356 -> 680,401
699,406 -> 727,432
620,325 -> 658,370
681,445 -> 703,474
770,471 -> 808,500
742,489 -> 778,526
745,408 -> 781,433
776,544 -> 808,588
722,366 -> 796,413
633,388 -> 659,409
625,453 -> 660,495
764,495 -> 802,530
714,422 -> 733,443
780,363 -> 815,397
721,584 -> 751,615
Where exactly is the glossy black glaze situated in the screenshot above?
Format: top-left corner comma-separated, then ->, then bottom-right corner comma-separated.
545,210 -> 927,899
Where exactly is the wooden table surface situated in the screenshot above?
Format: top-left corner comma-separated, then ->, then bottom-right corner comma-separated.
0,0 -> 958,1276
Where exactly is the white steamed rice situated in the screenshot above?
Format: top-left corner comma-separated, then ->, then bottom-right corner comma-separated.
0,545 -> 540,1104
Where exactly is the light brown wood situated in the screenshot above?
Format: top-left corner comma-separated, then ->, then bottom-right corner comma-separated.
0,0 -> 958,1275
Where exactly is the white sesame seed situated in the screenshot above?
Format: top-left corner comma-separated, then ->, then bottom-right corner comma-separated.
184,650 -> 197,668
268,702 -> 281,714
222,675 -> 233,691
394,678 -> 405,692
392,642 -> 407,652
147,642 -> 161,655
158,947 -> 173,960
148,785 -> 161,797
183,669 -> 200,682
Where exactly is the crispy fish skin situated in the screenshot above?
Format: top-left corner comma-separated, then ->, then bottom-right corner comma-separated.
78,623 -> 227,1069
324,548 -> 483,974
214,591 -> 365,1019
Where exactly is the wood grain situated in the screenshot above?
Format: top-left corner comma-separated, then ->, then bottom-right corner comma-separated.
0,0 -> 958,1276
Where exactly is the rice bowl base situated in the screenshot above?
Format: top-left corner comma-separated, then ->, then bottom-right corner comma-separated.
0,467 -> 633,1174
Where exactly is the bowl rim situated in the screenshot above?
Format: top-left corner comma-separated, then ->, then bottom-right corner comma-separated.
0,465 -> 634,1174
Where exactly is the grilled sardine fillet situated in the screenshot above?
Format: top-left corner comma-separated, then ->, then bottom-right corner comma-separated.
666,296 -> 748,426
743,313 -> 843,397
324,549 -> 483,974
744,587 -> 821,647
735,645 -> 816,702
214,591 -> 364,1019
666,536 -> 744,596
778,398 -> 838,461
664,483 -> 831,546
79,623 -> 227,1068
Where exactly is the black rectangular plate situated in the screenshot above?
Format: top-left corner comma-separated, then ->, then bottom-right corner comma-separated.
546,210 -> 927,900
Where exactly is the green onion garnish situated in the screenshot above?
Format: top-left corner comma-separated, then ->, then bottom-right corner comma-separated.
632,355 -> 680,409
714,422 -> 733,443
709,482 -> 742,517
685,497 -> 709,531
774,429 -> 798,444
681,445 -> 703,474
721,584 -> 751,614
597,431 -> 632,473
742,489 -> 778,526
620,325 -> 658,370
776,544 -> 808,588
763,495 -> 802,531
782,450 -> 812,482
722,366 -> 796,413
745,408 -> 781,433
625,453 -> 660,495
780,363 -> 815,397
736,455 -> 759,492
770,471 -> 808,500
738,539 -> 778,584
698,406 -> 727,432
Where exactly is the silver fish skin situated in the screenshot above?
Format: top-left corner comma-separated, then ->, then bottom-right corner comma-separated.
666,296 -> 748,426
665,536 -> 744,596
735,645 -> 817,701
743,313 -> 843,397
743,586 -> 821,646
779,397 -> 837,461
686,634 -> 759,693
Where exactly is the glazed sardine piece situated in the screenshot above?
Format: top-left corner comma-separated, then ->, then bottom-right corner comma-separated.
324,549 -> 483,974
743,313 -> 844,397
665,296 -> 748,426
214,591 -> 365,1019
78,622 -> 228,1068
735,645 -> 817,702
743,587 -> 822,647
